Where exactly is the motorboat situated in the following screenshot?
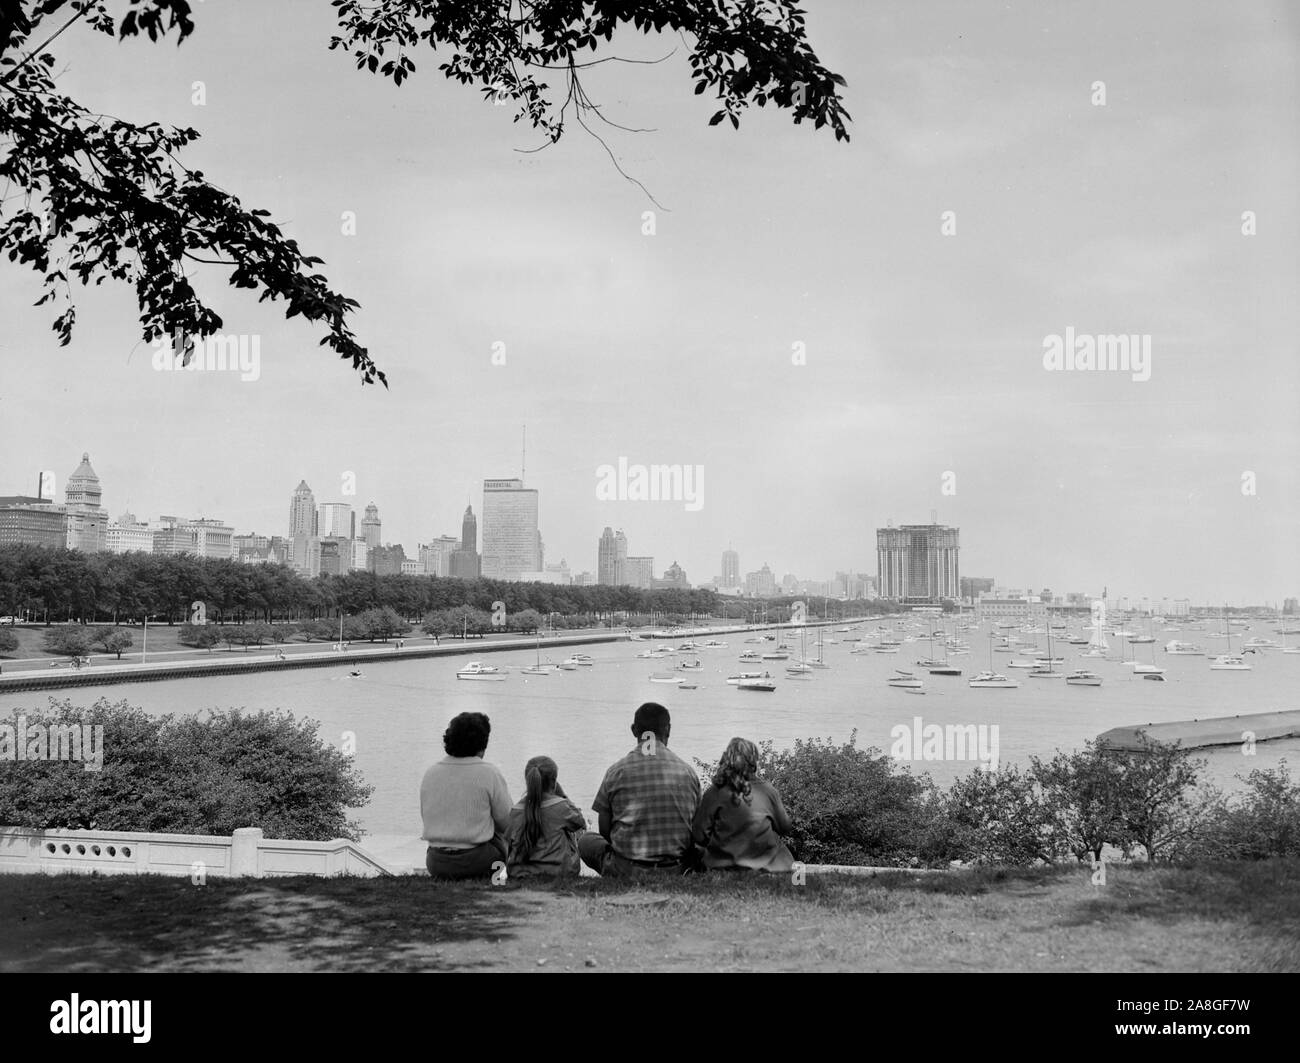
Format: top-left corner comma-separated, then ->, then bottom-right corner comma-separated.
785,662 -> 813,675
761,651 -> 790,660
1065,670 -> 1102,686
968,671 -> 1019,688
1141,673 -> 1166,682
456,662 -> 506,681
677,659 -> 703,671
1164,641 -> 1204,655
649,672 -> 685,684
1209,655 -> 1251,671
726,671 -> 770,684
702,640 -> 728,649
887,670 -> 924,689
737,676 -> 777,691
928,666 -> 962,676
1005,659 -> 1039,669
1028,666 -> 1063,679
567,654 -> 594,666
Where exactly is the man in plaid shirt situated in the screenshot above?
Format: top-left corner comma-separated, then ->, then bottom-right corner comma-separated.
579,702 -> 702,876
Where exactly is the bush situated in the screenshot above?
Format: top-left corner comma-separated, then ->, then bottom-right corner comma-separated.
0,698 -> 373,841
940,766 -> 1053,866
1173,762 -> 1300,861
89,626 -> 134,659
43,626 -> 90,657
0,629 -> 18,656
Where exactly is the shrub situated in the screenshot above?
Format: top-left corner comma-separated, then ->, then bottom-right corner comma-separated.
1031,742 -> 1131,862
42,626 -> 90,657
1172,762 -> 1300,861
0,698 -> 373,841
89,626 -> 134,659
0,629 -> 18,656
940,766 -> 1054,866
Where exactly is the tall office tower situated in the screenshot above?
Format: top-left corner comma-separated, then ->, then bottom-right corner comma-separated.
598,527 -> 630,586
450,505 -> 480,579
360,502 -> 382,550
461,505 -> 477,552
63,452 -> 108,553
625,556 -> 654,590
481,478 -> 540,581
744,564 -> 776,598
318,502 -> 355,540
720,549 -> 740,589
289,480 -> 317,538
876,522 -> 960,603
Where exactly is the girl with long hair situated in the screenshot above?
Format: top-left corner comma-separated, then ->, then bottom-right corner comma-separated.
505,755 -> 587,876
690,737 -> 795,872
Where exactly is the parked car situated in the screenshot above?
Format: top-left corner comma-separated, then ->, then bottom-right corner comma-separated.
0,616 -> 18,625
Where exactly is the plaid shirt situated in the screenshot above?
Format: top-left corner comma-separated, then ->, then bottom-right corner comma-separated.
592,743 -> 701,863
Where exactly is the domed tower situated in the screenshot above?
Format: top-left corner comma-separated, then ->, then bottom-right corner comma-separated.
64,452 -> 108,553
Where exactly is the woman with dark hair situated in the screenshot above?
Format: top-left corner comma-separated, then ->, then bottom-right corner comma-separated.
690,737 -> 795,873
504,756 -> 587,877
420,711 -> 513,879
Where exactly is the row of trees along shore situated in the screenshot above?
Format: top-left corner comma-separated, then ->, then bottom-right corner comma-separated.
0,545 -> 908,627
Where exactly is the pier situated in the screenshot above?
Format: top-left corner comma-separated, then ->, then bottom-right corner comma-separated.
1097,710 -> 1300,751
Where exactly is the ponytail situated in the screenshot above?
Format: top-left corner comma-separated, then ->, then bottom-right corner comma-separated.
517,755 -> 558,861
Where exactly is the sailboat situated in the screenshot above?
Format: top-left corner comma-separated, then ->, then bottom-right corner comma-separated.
1283,625 -> 1300,655
1029,623 -> 1063,678
1125,618 -> 1165,675
1080,604 -> 1109,659
1210,610 -> 1251,670
970,633 -> 1018,688
929,624 -> 962,677
522,631 -> 555,675
806,626 -> 831,669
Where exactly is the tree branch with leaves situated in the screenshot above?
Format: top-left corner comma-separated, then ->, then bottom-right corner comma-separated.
2,0 -> 849,387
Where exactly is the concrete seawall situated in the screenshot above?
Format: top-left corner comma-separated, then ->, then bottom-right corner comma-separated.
0,620 -> 851,693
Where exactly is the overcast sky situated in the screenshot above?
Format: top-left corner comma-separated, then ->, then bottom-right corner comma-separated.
1,1 -> 1296,605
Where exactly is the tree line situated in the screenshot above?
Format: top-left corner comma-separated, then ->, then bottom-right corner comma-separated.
0,545 -> 730,625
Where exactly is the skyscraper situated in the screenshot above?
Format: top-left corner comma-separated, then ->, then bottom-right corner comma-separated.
482,478 -> 539,581
64,452 -> 108,553
289,480 -> 317,537
598,527 -> 629,586
720,548 -> 740,589
318,502 -> 355,540
877,523 -> 960,602
450,504 -> 480,579
625,556 -> 654,589
360,502 -> 381,550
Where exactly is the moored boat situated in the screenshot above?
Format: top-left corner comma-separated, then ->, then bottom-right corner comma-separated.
456,662 -> 506,681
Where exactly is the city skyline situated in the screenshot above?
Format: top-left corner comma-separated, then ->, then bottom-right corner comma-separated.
0,450 -> 1293,606
1,2 -> 1296,604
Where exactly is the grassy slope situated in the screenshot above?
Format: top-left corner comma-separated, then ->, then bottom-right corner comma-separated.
1,860 -> 1296,973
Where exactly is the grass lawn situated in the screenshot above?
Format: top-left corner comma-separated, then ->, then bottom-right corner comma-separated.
1,860 -> 1297,973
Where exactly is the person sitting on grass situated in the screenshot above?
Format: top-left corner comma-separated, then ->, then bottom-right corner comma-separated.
690,737 -> 794,873
420,711 -> 512,880
579,702 -> 701,877
505,756 -> 587,877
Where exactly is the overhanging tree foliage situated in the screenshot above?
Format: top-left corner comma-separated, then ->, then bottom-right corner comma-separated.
0,0 -> 850,386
